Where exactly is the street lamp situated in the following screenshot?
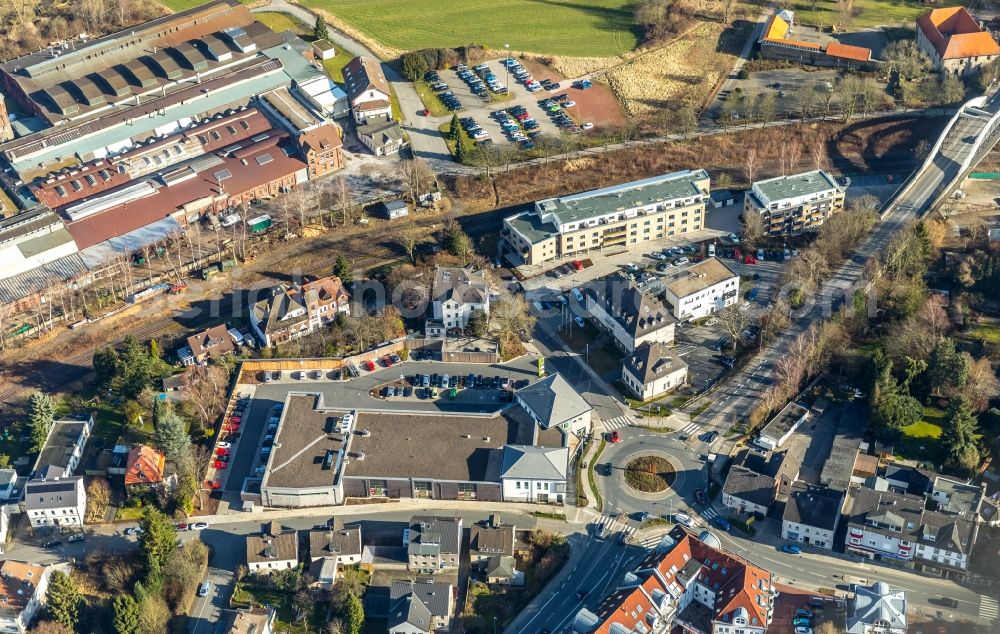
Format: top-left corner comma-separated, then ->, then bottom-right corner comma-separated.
504,44 -> 510,94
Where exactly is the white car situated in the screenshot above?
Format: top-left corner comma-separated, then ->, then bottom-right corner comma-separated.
794,628 -> 813,634
563,100 -> 576,108
582,122 -> 594,130
190,522 -> 209,531
216,442 -> 231,449
729,233 -> 740,243
673,512 -> 694,528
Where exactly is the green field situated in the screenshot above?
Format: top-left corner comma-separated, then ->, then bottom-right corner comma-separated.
790,0 -> 927,28
898,406 -> 945,462
301,0 -> 641,57
964,322 -> 1000,344
254,11 -> 310,36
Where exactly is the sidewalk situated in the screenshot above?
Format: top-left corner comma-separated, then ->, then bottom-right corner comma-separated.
501,532 -> 590,634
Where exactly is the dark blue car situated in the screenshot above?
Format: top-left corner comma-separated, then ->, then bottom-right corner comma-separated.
713,517 -> 732,531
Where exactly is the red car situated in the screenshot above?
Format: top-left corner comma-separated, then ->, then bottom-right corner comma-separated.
733,249 -> 742,260
229,416 -> 241,424
212,461 -> 227,470
382,355 -> 393,367
215,448 -> 229,456
516,112 -> 530,121
365,360 -> 376,371
206,481 -> 221,490
223,424 -> 239,432
572,260 -> 583,271
177,523 -> 188,530
608,430 -> 620,443
743,256 -> 757,264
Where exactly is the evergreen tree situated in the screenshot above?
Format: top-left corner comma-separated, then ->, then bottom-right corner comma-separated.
927,337 -> 968,396
455,135 -> 466,163
93,345 -> 122,385
313,16 -> 329,41
334,255 -> 353,284
113,595 -> 141,634
448,114 -> 459,140
139,507 -> 178,576
149,338 -> 161,359
941,396 -> 980,474
28,392 -> 56,452
46,571 -> 81,630
345,592 -> 364,634
154,408 -> 189,461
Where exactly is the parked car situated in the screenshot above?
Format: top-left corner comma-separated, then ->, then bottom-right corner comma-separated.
694,488 -> 707,504
793,617 -> 811,627
794,628 -> 813,634
781,543 -> 802,555
713,517 -> 732,531
198,581 -> 212,597
574,315 -> 586,329
43,540 -> 63,549
795,609 -> 814,619
190,522 -> 209,530
673,512 -> 694,528
212,460 -> 227,469
68,533 -> 85,543
216,442 -> 231,449
124,527 -> 142,536
364,360 -> 376,371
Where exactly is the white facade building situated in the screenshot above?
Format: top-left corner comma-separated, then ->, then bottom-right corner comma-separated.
431,267 -> 490,332
661,258 -> 740,321
23,477 -> 85,528
500,446 -> 568,505
621,343 -> 687,401
514,374 -> 592,436
781,482 -> 844,550
0,561 -> 55,634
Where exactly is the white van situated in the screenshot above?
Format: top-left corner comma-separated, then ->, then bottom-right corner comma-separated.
708,243 -> 716,257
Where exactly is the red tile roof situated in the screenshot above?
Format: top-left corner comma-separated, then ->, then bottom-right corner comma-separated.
826,41 -> 871,62
125,445 -> 165,486
918,7 -> 1000,60
592,586 -> 656,634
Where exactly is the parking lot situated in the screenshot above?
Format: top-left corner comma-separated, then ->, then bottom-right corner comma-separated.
430,57 -> 598,147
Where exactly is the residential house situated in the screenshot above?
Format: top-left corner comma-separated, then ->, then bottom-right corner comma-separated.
485,555 -> 523,585
31,413 -> 93,478
250,276 -> 350,346
223,607 -> 276,634
125,445 -> 166,487
431,267 -> 491,332
500,445 -> 568,505
357,117 -> 405,156
744,170 -> 846,236
0,561 -> 55,633
843,484 -> 980,580
0,470 -> 18,501
388,580 -> 454,634
297,124 -> 345,179
917,7 -> 1000,77
781,482 -> 844,550
585,275 -> 676,353
660,258 -> 740,322
469,515 -> 515,565
406,516 -> 462,573
514,373 -> 592,436
502,170 -> 710,266
23,476 -> 85,528
621,342 -> 688,401
722,466 -> 777,517
309,525 -> 363,565
573,526 -> 774,634
343,56 -> 392,124
246,522 -> 299,574
755,402 -> 809,451
375,200 -> 409,220
846,582 -> 906,634
178,324 -> 240,366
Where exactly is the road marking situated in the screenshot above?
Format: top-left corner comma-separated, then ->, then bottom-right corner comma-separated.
601,415 -> 634,431
980,596 -> 998,622
701,507 -> 719,520
681,422 -> 701,434
637,534 -> 666,549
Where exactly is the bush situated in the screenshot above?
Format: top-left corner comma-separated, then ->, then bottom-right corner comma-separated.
737,68 -> 749,80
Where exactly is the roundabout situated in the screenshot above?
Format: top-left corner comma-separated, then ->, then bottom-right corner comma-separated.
623,455 -> 676,495
595,427 -> 708,518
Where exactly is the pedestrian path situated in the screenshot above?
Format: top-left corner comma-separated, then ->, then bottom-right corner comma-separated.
980,595 -> 998,624
636,533 -> 666,549
680,421 -> 701,435
601,415 -> 634,431
594,513 -> 623,532
700,506 -> 719,521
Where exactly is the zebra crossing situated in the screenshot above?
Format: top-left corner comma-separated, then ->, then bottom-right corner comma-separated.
700,506 -> 719,520
602,415 -> 634,431
637,533 -> 667,549
680,421 -> 701,435
980,596 -> 998,623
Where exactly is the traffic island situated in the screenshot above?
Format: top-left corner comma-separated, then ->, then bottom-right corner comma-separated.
624,455 -> 676,493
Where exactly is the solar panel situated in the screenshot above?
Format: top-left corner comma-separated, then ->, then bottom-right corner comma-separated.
255,154 -> 273,166
213,169 -> 232,181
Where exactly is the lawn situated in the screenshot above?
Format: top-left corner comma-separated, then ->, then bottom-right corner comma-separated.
964,322 -> 1000,345
414,81 -> 451,117
301,0 -> 641,57
253,12 -> 310,37
322,49 -> 358,84
898,406 -> 945,464
789,0 -> 928,28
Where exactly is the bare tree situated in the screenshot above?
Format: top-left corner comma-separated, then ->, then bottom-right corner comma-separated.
787,140 -> 803,174
742,210 -> 767,250
183,364 -> 229,431
331,177 -> 354,226
743,147 -> 759,185
399,158 -> 435,204
811,143 -> 828,171
397,228 -> 421,263
716,305 -> 753,352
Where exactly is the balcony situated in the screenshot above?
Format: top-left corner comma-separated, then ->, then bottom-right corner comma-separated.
603,225 -> 626,237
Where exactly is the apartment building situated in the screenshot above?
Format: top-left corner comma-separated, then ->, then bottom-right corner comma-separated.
343,56 -> 392,124
406,516 -> 463,573
744,170 -> 845,236
781,482 -> 844,550
431,267 -> 490,332
250,276 -> 350,346
0,561 -> 55,633
621,342 -> 688,401
661,258 -> 740,321
502,170 -> 710,266
23,476 -> 86,528
245,523 -> 299,574
585,275 -> 676,353
573,526 -> 774,634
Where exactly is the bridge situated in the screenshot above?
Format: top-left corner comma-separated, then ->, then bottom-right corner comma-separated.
694,90 -> 1000,438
